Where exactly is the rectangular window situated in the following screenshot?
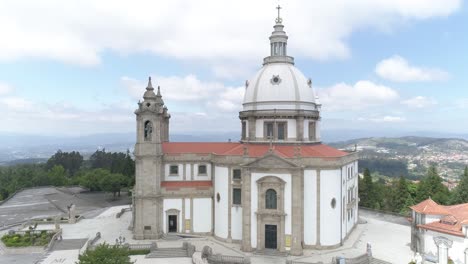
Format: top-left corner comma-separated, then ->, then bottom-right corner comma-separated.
309,122 -> 316,141
198,165 -> 207,175
277,122 -> 286,140
265,122 -> 274,139
170,165 -> 179,175
233,169 -> 241,180
233,188 -> 242,205
241,121 -> 247,140
144,226 -> 151,230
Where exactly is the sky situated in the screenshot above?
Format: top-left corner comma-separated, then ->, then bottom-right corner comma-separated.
0,0 -> 467,137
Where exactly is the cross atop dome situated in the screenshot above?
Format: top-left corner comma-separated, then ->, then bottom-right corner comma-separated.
276,5 -> 283,24
263,4 -> 294,65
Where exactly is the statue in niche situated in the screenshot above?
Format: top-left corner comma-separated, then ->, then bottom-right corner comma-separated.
144,121 -> 153,141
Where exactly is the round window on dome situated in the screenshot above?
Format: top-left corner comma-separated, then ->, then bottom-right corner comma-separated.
270,75 -> 281,85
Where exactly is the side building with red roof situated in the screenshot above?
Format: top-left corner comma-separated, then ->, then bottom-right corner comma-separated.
410,198 -> 468,263
131,9 -> 359,256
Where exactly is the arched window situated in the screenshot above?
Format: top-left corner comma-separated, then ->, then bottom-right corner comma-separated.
144,121 -> 153,141
265,189 -> 277,209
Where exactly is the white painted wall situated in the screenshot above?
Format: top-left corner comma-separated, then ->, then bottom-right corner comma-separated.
320,169 -> 341,246
303,119 -> 309,141
231,206 -> 243,240
255,119 -> 263,138
214,166 -> 229,239
193,198 -> 212,233
194,163 -> 212,180
163,198 -> 183,233
425,231 -> 467,264
164,164 -> 184,181
251,172 -> 292,248
425,215 -> 444,224
185,199 -> 190,219
287,119 -> 296,139
303,169 -> 317,245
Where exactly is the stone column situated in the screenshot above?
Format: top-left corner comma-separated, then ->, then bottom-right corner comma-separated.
433,236 -> 452,264
464,248 -> 467,264
290,170 -> 303,255
227,167 -> 232,242
296,116 -> 304,141
241,168 -> 252,251
316,170 -> 321,246
248,117 -> 256,141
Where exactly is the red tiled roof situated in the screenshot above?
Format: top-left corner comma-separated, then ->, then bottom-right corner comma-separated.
162,142 -> 348,158
410,198 -> 450,215
413,198 -> 468,237
161,181 -> 212,188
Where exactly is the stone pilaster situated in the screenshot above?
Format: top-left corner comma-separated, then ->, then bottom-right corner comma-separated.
296,116 -> 304,141
290,170 -> 303,255
316,169 -> 321,246
241,168 -> 252,251
227,167 -> 232,242
248,117 -> 256,141
182,198 -> 186,233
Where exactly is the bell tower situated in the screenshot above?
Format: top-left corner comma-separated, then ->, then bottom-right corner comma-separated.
133,77 -> 170,239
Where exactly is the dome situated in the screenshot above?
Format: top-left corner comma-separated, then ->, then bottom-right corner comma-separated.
242,63 -> 318,111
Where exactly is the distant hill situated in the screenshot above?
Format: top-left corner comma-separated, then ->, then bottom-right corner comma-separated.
330,136 -> 468,179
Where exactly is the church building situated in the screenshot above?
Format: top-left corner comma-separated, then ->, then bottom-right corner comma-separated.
132,7 -> 359,255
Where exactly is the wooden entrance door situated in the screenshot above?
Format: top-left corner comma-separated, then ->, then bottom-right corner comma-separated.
265,224 -> 277,249
168,215 -> 177,233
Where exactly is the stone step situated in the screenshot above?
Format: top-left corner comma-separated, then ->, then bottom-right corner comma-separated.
254,249 -> 288,257
371,259 -> 392,264
146,248 -> 188,258
52,238 -> 87,251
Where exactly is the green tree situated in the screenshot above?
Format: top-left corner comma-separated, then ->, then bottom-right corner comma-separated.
99,173 -> 125,198
359,168 -> 374,208
79,169 -> 109,191
386,176 -> 413,214
77,243 -> 133,264
416,165 -> 450,204
48,165 -> 68,186
46,150 -> 83,176
450,166 -> 468,204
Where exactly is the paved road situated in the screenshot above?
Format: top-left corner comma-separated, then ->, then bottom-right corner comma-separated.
0,253 -> 42,264
359,208 -> 410,226
0,187 -> 131,228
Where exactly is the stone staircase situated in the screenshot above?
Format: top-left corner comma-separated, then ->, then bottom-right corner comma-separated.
370,258 -> 391,264
162,233 -> 182,240
145,247 -> 189,258
254,249 -> 289,257
51,238 -> 87,250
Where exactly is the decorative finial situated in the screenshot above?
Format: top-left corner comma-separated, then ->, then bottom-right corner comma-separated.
276,5 -> 282,24
147,76 -> 154,90
157,86 -> 161,96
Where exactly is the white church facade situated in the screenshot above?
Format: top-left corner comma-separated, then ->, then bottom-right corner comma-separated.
132,8 -> 359,255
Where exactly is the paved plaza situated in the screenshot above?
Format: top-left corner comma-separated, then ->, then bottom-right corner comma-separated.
0,187 -> 413,264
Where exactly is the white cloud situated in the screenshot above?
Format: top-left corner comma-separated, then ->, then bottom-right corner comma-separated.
401,96 -> 437,108
318,80 -> 399,111
455,98 -> 468,109
0,96 -> 34,111
122,74 -> 244,113
375,55 -> 449,82
0,0 -> 460,75
371,116 -> 406,123
358,116 -> 406,122
0,82 -> 13,95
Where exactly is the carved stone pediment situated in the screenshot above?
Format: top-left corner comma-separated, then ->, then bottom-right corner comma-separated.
244,152 -> 299,169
